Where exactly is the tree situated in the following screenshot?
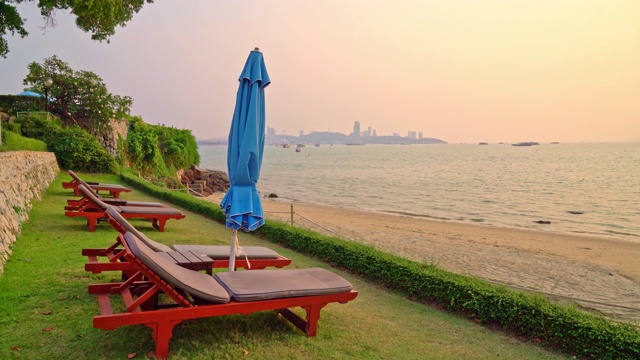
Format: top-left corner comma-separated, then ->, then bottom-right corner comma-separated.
0,0 -> 153,58
23,55 -> 133,133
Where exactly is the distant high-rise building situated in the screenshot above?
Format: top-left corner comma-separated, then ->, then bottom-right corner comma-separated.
419,132 -> 423,139
267,126 -> 276,138
353,121 -> 361,137
373,129 -> 377,136
408,131 -> 417,139
300,130 -> 304,137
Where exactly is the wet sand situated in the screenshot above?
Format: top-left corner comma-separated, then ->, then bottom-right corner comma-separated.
208,193 -> 640,323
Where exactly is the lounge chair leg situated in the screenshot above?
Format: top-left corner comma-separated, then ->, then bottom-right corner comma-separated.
154,219 -> 166,232
88,218 -> 96,232
304,304 -> 325,336
146,320 -> 182,359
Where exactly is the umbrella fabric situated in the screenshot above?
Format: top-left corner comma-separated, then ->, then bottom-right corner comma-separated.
220,49 -> 271,232
16,91 -> 42,98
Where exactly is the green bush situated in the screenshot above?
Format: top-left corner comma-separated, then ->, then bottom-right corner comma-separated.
49,126 -> 117,173
1,121 -> 21,134
120,171 -> 640,360
0,130 -> 48,152
126,117 -> 158,170
155,125 -> 200,169
15,113 -> 63,144
122,116 -> 199,186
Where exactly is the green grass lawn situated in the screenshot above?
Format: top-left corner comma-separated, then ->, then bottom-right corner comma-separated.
0,171 -> 569,359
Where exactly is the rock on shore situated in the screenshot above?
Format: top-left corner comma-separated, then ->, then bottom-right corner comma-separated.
178,165 -> 229,196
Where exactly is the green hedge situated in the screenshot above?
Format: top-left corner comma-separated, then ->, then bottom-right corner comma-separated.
0,130 -> 48,152
0,95 -> 42,114
120,172 -> 640,359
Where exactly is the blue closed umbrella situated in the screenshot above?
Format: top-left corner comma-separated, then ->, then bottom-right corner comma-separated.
220,48 -> 271,271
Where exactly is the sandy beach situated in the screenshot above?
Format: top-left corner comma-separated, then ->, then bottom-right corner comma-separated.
208,193 -> 640,323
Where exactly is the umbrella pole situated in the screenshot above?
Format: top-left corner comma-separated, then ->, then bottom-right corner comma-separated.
229,229 -> 237,272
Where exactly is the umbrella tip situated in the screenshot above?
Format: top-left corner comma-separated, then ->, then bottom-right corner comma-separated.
254,47 -> 260,52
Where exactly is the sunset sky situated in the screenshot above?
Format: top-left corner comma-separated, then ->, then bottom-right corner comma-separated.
1,1 -> 638,143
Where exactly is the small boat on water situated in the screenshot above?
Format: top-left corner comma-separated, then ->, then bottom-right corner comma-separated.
512,142 -> 540,147
479,142 -> 488,145
295,147 -> 302,153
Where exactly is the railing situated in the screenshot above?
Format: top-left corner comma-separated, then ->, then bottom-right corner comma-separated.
16,111 -> 52,120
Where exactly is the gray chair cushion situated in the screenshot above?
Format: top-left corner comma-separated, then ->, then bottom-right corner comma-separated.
117,205 -> 184,216
123,232 -> 230,304
122,201 -> 165,207
215,268 -> 353,302
171,245 -> 280,259
71,170 -> 127,189
106,207 -> 173,252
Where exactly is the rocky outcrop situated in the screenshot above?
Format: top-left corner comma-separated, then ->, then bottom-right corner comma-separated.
92,118 -> 129,156
178,165 -> 230,196
0,151 -> 59,275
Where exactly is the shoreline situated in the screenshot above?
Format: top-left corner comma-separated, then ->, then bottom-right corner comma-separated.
206,192 -> 640,322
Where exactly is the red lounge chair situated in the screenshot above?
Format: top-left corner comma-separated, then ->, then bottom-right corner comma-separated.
65,190 -> 167,211
83,207 -> 291,275
65,184 -> 185,232
62,170 -> 131,198
90,231 -> 358,359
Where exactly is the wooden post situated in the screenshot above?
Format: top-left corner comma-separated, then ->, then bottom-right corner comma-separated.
290,203 -> 294,227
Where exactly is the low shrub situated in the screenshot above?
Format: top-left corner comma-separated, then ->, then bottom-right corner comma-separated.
0,130 -> 48,152
120,172 -> 640,359
49,126 -> 117,173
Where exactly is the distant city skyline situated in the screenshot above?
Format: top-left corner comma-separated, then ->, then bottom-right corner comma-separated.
264,121 -> 427,140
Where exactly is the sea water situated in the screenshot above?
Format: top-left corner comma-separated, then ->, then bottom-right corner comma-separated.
199,142 -> 640,242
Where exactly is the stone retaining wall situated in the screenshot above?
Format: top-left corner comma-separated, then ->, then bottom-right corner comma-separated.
0,151 -> 59,274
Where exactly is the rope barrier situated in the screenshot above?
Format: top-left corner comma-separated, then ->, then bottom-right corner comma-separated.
294,212 -> 355,241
